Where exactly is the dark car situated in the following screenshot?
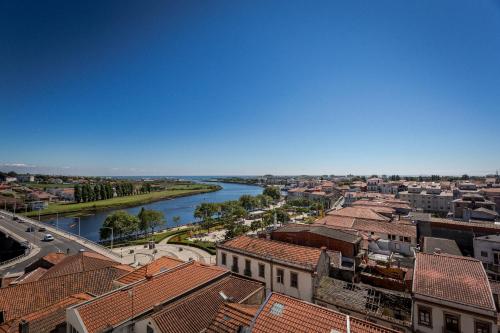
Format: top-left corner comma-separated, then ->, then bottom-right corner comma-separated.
26,226 -> 35,232
38,227 -> 46,232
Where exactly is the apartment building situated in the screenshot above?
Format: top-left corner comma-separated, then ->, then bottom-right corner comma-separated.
398,182 -> 453,214
474,234 -> 500,281
451,193 -> 497,221
216,235 -> 330,302
412,253 -> 497,333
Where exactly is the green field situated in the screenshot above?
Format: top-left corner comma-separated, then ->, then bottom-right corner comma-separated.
24,184 -> 220,217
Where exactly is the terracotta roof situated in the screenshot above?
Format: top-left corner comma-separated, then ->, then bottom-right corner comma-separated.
413,253 -> 496,311
116,256 -> 185,285
152,275 -> 263,333
41,252 -> 66,265
273,224 -> 361,244
19,293 -> 93,333
422,237 -> 462,256
41,251 -> 125,279
314,216 -> 416,238
11,267 -> 48,285
327,206 -> 390,221
218,235 -> 323,271
250,293 -> 397,333
75,262 -> 229,333
0,266 -> 124,323
206,302 -> 259,333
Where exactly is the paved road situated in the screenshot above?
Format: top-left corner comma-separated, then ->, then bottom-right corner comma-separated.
0,214 -> 90,276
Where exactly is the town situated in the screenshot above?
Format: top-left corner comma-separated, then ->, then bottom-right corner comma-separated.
1,172 -> 500,333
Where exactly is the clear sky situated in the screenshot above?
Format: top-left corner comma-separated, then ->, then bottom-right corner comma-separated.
1,0 -> 500,176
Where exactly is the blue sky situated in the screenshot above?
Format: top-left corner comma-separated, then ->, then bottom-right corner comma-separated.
1,0 -> 500,176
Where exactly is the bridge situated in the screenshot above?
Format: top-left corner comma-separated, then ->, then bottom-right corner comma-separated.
0,210 -> 125,275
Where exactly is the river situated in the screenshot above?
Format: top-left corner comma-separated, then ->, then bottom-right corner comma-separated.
44,181 -> 262,241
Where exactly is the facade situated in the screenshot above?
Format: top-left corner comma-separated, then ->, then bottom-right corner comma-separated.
398,182 -> 453,214
412,253 -> 497,333
451,193 -> 497,221
367,177 -> 383,192
216,235 -> 330,302
474,235 -> 500,280
16,174 -> 34,183
481,188 -> 500,214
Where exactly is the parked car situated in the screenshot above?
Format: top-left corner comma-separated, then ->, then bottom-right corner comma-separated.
26,226 -> 35,232
38,227 -> 46,232
43,234 -> 54,241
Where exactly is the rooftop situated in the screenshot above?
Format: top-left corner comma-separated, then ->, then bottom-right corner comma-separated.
74,261 -> 228,333
314,216 -> 416,238
218,235 -> 323,271
413,253 -> 495,311
151,275 -> 263,333
250,292 -> 398,333
327,206 -> 390,222
206,302 -> 259,333
115,255 -> 185,285
422,237 -> 462,256
273,223 -> 361,244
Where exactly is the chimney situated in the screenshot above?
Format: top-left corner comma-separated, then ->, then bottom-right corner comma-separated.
19,320 -> 29,333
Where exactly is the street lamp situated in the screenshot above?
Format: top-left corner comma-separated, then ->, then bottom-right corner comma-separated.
101,227 -> 114,250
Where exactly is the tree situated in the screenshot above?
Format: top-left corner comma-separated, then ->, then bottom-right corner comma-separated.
172,215 -> 181,228
100,210 -> 139,241
74,184 -> 81,203
239,195 -> 258,211
263,186 -> 281,201
461,174 -> 470,180
138,208 -> 165,237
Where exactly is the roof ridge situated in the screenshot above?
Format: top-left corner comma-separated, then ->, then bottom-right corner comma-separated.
229,235 -> 322,252
418,252 -> 479,262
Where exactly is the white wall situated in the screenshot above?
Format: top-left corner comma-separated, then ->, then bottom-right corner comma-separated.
216,249 -> 316,302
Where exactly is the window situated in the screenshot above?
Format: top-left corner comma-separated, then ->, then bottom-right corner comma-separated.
418,306 -> 432,327
277,268 -> 284,284
444,313 -> 459,333
221,252 -> 227,265
481,251 -> 488,258
404,237 -> 410,243
258,263 -> 265,278
475,321 -> 491,333
147,325 -> 154,333
244,259 -> 252,277
290,272 -> 298,288
494,252 -> 500,265
399,236 -> 404,242
232,256 -> 239,273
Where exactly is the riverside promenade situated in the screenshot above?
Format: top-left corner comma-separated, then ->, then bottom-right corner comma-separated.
0,210 -> 125,275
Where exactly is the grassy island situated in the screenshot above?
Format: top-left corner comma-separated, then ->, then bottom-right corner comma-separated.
24,183 -> 221,218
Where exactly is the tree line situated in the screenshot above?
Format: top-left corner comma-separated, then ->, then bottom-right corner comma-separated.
74,182 -> 153,203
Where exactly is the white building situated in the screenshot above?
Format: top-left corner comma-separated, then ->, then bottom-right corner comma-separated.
398,182 -> 453,214
367,177 -> 383,192
474,234 -> 500,280
216,235 -> 331,302
413,253 -> 497,333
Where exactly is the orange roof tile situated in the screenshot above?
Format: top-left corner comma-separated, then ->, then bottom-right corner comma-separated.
413,253 -> 496,311
41,251 -> 125,279
152,275 -> 263,333
11,267 -> 47,285
327,207 -> 390,221
0,266 -> 124,323
75,262 -> 229,333
314,216 -> 416,238
250,293 -> 397,333
206,302 -> 259,333
116,256 -> 185,285
218,235 -> 323,271
41,252 -> 66,265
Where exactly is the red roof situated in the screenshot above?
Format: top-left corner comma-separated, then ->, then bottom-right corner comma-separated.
218,235 -> 323,270
41,252 -> 66,265
115,256 -> 185,285
206,302 -> 259,333
413,253 -> 496,311
327,207 -> 390,221
250,293 -> 398,333
75,262 -> 229,333
152,275 -> 263,333
315,216 -> 416,238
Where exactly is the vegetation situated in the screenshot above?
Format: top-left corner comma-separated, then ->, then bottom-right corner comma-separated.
24,184 -> 220,217
99,210 -> 140,240
263,186 -> 281,200
168,230 -> 217,255
138,208 -> 165,236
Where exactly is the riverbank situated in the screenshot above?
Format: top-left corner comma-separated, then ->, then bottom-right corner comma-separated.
205,177 -> 263,186
23,184 -> 221,218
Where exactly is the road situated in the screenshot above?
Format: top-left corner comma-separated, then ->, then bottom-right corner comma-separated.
0,214 -> 91,276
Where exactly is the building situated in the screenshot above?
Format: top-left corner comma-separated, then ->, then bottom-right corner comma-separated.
247,292 -> 399,333
205,302 -> 259,333
422,237 -> 462,256
398,182 -> 453,215
216,235 -> 330,302
16,174 -> 34,183
412,253 -> 497,333
270,223 -> 362,259
315,215 -> 417,254
286,187 -> 339,209
367,177 -> 383,192
451,193 -> 497,221
66,260 -> 264,333
481,188 -> 500,214
327,206 -> 391,222
412,214 -> 500,256
314,276 -> 412,332
474,234 -> 500,281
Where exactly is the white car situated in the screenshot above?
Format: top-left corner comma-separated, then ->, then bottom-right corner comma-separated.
43,234 -> 54,241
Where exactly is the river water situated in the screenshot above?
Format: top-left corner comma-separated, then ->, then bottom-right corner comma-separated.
44,181 -> 262,241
